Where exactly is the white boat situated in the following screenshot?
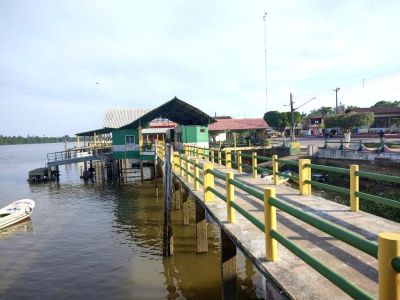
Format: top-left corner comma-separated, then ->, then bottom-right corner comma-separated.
0,199 -> 35,230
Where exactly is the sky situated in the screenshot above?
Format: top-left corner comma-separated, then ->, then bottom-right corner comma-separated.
1,0 -> 400,136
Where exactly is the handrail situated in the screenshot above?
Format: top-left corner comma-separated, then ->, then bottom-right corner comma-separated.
161,144 -> 398,299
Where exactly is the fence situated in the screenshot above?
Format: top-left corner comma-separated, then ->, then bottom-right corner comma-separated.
164,147 -> 400,300
184,145 -> 400,214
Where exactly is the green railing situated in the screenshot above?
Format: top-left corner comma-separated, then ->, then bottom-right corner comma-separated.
170,151 -> 381,299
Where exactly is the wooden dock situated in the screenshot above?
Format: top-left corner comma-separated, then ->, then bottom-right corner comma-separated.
159,144 -> 400,299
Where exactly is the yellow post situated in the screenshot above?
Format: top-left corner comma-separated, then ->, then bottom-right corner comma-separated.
179,153 -> 184,177
203,163 -> 215,202
138,126 -> 143,149
237,150 -> 242,173
264,188 -> 277,261
225,150 -> 231,169
218,150 -> 222,165
211,149 -> 215,164
272,155 -> 278,185
350,165 -> 359,212
378,232 -> 400,300
252,152 -> 257,178
202,147 -> 206,159
194,158 -> 199,191
298,159 -> 311,195
185,155 -> 191,183
226,172 -> 235,223
173,153 -> 179,173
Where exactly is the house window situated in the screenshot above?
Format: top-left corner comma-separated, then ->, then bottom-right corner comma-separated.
125,135 -> 135,144
200,128 -> 206,133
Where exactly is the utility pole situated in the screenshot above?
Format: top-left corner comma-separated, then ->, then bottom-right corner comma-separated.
263,12 -> 268,112
333,87 -> 340,114
290,93 -> 295,141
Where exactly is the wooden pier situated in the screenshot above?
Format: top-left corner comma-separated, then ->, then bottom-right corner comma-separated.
159,143 -> 400,300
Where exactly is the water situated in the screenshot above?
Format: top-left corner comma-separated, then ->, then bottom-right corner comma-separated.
0,143 -> 264,299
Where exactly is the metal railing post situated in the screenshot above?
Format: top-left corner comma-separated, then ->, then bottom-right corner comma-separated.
264,187 -> 277,261
226,172 -> 235,223
237,151 -> 242,173
203,163 -> 214,203
272,155 -> 278,185
378,232 -> 400,299
194,158 -> 199,191
350,165 -> 359,211
225,150 -> 231,169
252,152 -> 257,178
299,159 -> 312,195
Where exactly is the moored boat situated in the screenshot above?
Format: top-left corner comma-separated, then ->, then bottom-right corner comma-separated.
0,199 -> 35,230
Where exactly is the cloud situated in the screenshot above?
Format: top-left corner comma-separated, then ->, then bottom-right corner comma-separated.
0,0 -> 399,135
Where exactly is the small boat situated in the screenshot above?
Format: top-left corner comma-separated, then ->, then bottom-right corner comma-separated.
0,199 -> 35,230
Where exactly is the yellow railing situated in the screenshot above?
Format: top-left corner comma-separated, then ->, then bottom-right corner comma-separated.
157,143 -> 400,299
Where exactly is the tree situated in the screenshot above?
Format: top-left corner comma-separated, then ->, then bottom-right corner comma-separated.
373,100 -> 400,108
263,111 -> 289,134
324,112 -> 374,142
284,111 -> 302,125
345,105 -> 360,113
308,106 -> 335,117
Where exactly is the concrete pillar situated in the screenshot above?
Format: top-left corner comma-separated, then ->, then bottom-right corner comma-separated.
182,187 -> 189,225
140,161 -> 144,181
195,200 -> 208,253
221,228 -> 237,299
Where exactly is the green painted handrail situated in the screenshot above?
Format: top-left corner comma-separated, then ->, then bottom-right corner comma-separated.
305,163 -> 350,175
269,197 -> 378,258
208,186 -> 227,202
270,230 -> 374,300
257,155 -> 272,161
230,201 -> 265,232
256,167 -> 272,173
356,170 -> 400,184
228,178 -> 264,201
356,191 -> 400,209
306,180 -> 350,195
196,177 -> 204,185
206,168 -> 226,181
241,153 -> 252,158
276,158 -> 299,167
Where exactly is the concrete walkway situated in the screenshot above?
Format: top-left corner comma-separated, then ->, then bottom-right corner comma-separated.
174,157 -> 400,299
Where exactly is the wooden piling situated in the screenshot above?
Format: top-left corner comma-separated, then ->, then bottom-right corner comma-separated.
195,200 -> 208,253
140,161 -> 144,181
182,187 -> 189,225
163,144 -> 174,256
221,228 -> 237,299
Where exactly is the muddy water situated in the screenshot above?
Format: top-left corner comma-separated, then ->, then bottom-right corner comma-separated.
0,143 -> 267,299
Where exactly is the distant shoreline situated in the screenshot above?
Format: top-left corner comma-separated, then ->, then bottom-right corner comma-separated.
0,136 -> 75,146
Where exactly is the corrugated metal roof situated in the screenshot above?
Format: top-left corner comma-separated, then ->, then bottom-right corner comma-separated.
350,107 -> 400,114
208,118 -> 268,131
76,127 -> 113,136
103,108 -> 151,128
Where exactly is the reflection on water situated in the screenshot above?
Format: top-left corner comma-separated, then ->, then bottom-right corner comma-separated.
0,143 -> 265,299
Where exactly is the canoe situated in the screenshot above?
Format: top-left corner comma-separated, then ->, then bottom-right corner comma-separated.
0,199 -> 35,230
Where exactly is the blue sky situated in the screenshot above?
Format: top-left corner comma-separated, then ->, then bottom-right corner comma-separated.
1,0 -> 400,136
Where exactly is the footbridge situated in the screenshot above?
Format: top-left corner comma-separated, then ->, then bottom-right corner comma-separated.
46,146 -> 112,167
158,143 -> 400,299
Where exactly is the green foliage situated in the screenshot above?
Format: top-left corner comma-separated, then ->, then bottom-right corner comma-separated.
373,100 -> 400,108
263,111 -> 289,132
0,135 -> 75,145
324,112 -> 374,132
308,106 -> 335,117
284,111 -> 302,125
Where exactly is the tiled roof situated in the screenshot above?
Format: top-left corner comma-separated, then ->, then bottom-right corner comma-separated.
103,108 -> 151,128
351,107 -> 400,114
208,118 -> 268,131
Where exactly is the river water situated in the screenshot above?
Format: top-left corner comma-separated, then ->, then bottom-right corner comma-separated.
0,143 -> 265,299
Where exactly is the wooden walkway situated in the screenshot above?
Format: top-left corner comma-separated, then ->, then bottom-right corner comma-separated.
172,156 -> 400,299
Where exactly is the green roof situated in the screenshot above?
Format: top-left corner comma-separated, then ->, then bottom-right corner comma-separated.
120,97 -> 216,129
75,127 -> 113,137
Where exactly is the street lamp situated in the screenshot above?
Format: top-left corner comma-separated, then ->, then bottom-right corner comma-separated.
286,93 -> 317,142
